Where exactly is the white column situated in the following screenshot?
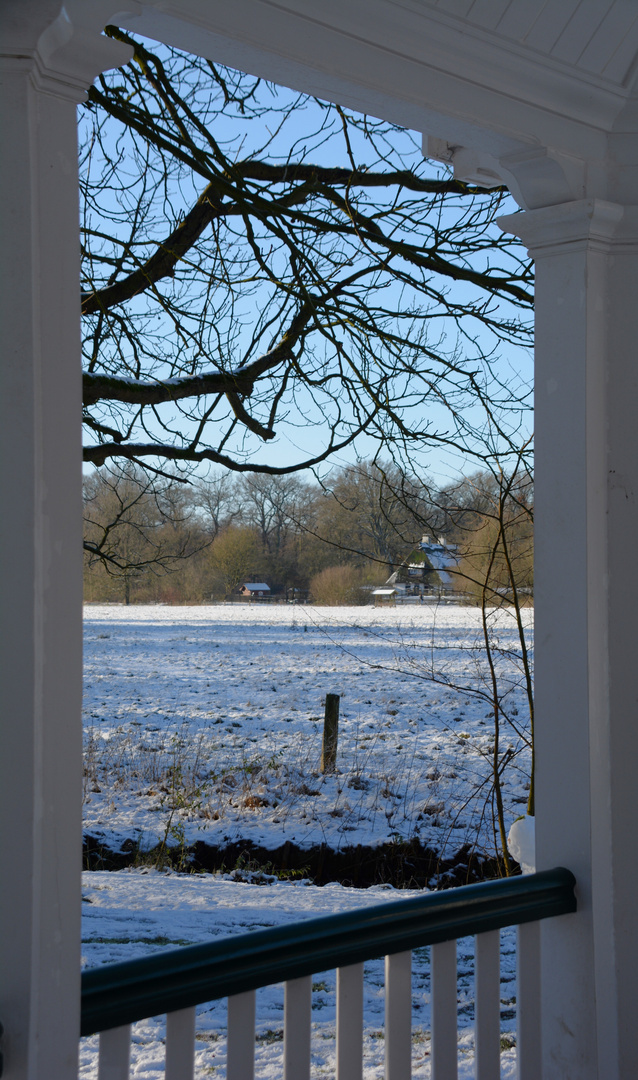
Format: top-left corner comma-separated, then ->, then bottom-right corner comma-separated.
0,5 -> 130,1077
500,198 -> 638,1079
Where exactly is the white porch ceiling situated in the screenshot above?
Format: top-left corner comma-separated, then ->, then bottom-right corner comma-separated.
427,0 -> 638,86
106,0 -> 638,203
115,1 -> 638,134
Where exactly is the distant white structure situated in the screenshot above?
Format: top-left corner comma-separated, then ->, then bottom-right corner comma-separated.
385,535 -> 460,594
417,535 -> 460,590
371,587 -> 397,605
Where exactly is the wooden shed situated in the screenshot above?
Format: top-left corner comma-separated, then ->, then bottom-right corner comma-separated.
237,582 -> 270,599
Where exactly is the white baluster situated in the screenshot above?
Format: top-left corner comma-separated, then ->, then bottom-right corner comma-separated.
431,939 -> 458,1080
284,975 -> 312,1080
98,1024 -> 131,1080
475,930 -> 501,1080
227,990 -> 256,1080
336,962 -> 364,1080
517,921 -> 541,1080
385,951 -> 412,1080
166,1006 -> 196,1080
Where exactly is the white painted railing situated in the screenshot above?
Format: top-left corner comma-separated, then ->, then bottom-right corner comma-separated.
85,869 -> 575,1079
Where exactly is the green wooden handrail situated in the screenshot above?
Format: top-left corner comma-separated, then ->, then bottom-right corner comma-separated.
81,867 -> 576,1036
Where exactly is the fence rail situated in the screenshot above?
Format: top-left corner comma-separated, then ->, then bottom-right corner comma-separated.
81,868 -> 575,1037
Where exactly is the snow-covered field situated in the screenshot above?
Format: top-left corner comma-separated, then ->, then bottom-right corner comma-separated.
83,603 -> 533,867
81,603 -> 531,1077
80,869 -> 518,1078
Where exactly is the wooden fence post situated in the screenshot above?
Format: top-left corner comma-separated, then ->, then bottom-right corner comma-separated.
321,694 -> 340,773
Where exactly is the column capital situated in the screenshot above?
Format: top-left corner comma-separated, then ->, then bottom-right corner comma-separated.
0,1 -> 135,103
496,199 -> 638,258
426,136 -> 589,212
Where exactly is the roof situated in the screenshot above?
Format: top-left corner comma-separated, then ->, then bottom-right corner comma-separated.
372,588 -> 397,596
241,582 -> 270,591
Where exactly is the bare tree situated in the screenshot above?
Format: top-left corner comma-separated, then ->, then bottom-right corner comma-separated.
83,464 -> 199,601
315,461 -> 433,570
353,455 -> 535,872
206,526 -> 262,596
236,474 -> 311,555
80,28 -> 533,488
192,471 -> 241,539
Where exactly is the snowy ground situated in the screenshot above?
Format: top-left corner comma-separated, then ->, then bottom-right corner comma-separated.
80,869 -> 518,1079
81,603 -> 531,1077
83,603 -> 533,867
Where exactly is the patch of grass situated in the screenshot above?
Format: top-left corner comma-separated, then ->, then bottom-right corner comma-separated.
255,1029 -> 283,1044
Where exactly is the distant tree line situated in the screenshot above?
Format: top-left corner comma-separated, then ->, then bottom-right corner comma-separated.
83,460 -> 533,606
